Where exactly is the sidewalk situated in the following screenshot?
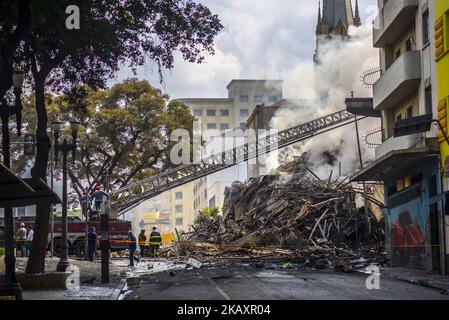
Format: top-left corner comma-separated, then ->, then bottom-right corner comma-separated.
381,267 -> 449,294
16,257 -> 127,300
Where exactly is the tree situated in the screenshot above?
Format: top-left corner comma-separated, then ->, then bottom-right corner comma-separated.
62,79 -> 195,200
0,0 -> 30,99
195,207 -> 221,225
17,0 -> 222,274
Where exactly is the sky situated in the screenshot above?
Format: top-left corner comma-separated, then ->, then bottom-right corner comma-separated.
114,0 -> 378,100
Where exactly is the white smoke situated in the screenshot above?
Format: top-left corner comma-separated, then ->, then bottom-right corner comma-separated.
269,24 -> 381,179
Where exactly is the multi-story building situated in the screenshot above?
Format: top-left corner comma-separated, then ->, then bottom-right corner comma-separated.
435,0 -> 449,272
352,0 -> 445,273
173,79 -> 283,219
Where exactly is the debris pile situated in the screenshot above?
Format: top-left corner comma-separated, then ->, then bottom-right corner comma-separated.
163,158 -> 386,271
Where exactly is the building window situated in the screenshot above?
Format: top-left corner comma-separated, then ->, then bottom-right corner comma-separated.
240,109 -> 249,117
394,49 -> 401,61
15,207 -> 26,217
204,189 -> 207,199
239,95 -> 249,103
254,95 -> 263,103
220,109 -> 229,117
175,205 -> 183,213
269,95 -> 278,103
406,106 -> 412,119
209,196 -> 216,208
422,10 -> 429,45
175,192 -> 183,200
406,38 -> 414,51
220,123 -> 229,130
425,86 -> 432,115
207,109 -> 216,116
240,123 -> 248,130
175,218 -> 183,226
207,123 -> 217,130
193,109 -> 203,117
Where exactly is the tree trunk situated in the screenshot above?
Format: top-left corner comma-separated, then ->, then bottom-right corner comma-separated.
26,75 -> 51,274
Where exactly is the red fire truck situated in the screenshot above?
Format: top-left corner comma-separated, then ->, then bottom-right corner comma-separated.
14,216 -> 131,256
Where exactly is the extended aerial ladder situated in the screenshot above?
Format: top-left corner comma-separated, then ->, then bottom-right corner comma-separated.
109,109 -> 366,216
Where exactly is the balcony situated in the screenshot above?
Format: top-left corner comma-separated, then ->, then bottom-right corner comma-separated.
373,50 -> 421,111
351,135 -> 438,182
373,0 -> 418,48
375,133 -> 424,159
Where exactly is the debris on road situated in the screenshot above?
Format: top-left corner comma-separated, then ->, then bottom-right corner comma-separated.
162,156 -> 386,271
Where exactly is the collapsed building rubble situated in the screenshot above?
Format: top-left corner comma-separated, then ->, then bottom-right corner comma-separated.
163,156 -> 387,271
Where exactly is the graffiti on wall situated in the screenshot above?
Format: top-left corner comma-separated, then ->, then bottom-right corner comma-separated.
390,197 -> 427,269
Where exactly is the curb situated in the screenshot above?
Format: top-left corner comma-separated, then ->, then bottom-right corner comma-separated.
380,273 -> 449,295
113,278 -> 127,300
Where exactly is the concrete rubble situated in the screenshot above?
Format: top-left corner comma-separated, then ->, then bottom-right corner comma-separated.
163,156 -> 387,272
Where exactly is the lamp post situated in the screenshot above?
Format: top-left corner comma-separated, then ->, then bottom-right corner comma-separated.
0,66 -> 24,300
50,120 -> 62,259
53,120 -> 80,272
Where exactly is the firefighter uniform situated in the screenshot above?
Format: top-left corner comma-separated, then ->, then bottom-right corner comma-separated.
149,230 -> 162,257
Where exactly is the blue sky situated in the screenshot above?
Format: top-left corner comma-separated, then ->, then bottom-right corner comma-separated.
114,0 -> 377,99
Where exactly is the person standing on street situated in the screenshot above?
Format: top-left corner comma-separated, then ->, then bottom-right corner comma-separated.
16,223 -> 27,257
138,230 -> 147,258
26,225 -> 34,257
128,231 -> 137,267
149,226 -> 162,257
88,226 -> 98,262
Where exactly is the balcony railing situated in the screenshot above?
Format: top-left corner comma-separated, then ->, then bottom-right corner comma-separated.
373,50 -> 421,111
373,0 -> 418,48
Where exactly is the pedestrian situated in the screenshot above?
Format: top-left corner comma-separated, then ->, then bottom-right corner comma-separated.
87,226 -> 98,262
16,223 -> 27,257
26,225 -> 34,257
138,230 -> 147,258
149,226 -> 162,257
128,231 -> 137,267
90,185 -> 108,213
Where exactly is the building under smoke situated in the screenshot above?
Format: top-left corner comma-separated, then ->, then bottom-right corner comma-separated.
314,0 -> 362,102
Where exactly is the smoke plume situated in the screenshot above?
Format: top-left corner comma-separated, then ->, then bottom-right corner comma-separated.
269,24 -> 380,179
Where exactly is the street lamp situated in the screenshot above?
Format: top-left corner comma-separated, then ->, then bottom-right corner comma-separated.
53,120 -> 80,272
0,65 -> 24,300
49,120 -> 62,259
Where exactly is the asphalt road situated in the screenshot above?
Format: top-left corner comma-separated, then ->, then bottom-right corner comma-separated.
123,265 -> 449,300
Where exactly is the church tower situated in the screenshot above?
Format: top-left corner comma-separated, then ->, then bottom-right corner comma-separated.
314,0 -> 361,100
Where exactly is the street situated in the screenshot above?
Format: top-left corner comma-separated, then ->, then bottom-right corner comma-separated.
121,263 -> 449,300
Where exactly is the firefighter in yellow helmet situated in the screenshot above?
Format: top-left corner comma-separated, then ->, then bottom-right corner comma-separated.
149,226 -> 162,257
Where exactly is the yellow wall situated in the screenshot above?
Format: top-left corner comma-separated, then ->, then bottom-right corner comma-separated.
436,1 -> 449,178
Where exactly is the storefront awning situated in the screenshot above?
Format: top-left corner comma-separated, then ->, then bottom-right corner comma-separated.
350,147 -> 439,182
0,163 -> 62,207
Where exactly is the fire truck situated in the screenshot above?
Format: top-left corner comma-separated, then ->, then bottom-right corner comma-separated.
14,216 -> 131,256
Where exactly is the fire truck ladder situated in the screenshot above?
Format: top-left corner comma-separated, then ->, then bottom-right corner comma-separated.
110,109 -> 365,216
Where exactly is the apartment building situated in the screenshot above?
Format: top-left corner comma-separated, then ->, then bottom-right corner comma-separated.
435,0 -> 449,272
352,0 -> 445,273
171,80 -> 284,221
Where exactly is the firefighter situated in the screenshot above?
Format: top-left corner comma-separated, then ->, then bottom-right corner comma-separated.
149,226 -> 162,257
80,188 -> 91,219
90,185 -> 108,213
138,230 -> 147,258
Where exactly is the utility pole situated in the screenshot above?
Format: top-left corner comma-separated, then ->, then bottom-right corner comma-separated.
354,112 -> 369,249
